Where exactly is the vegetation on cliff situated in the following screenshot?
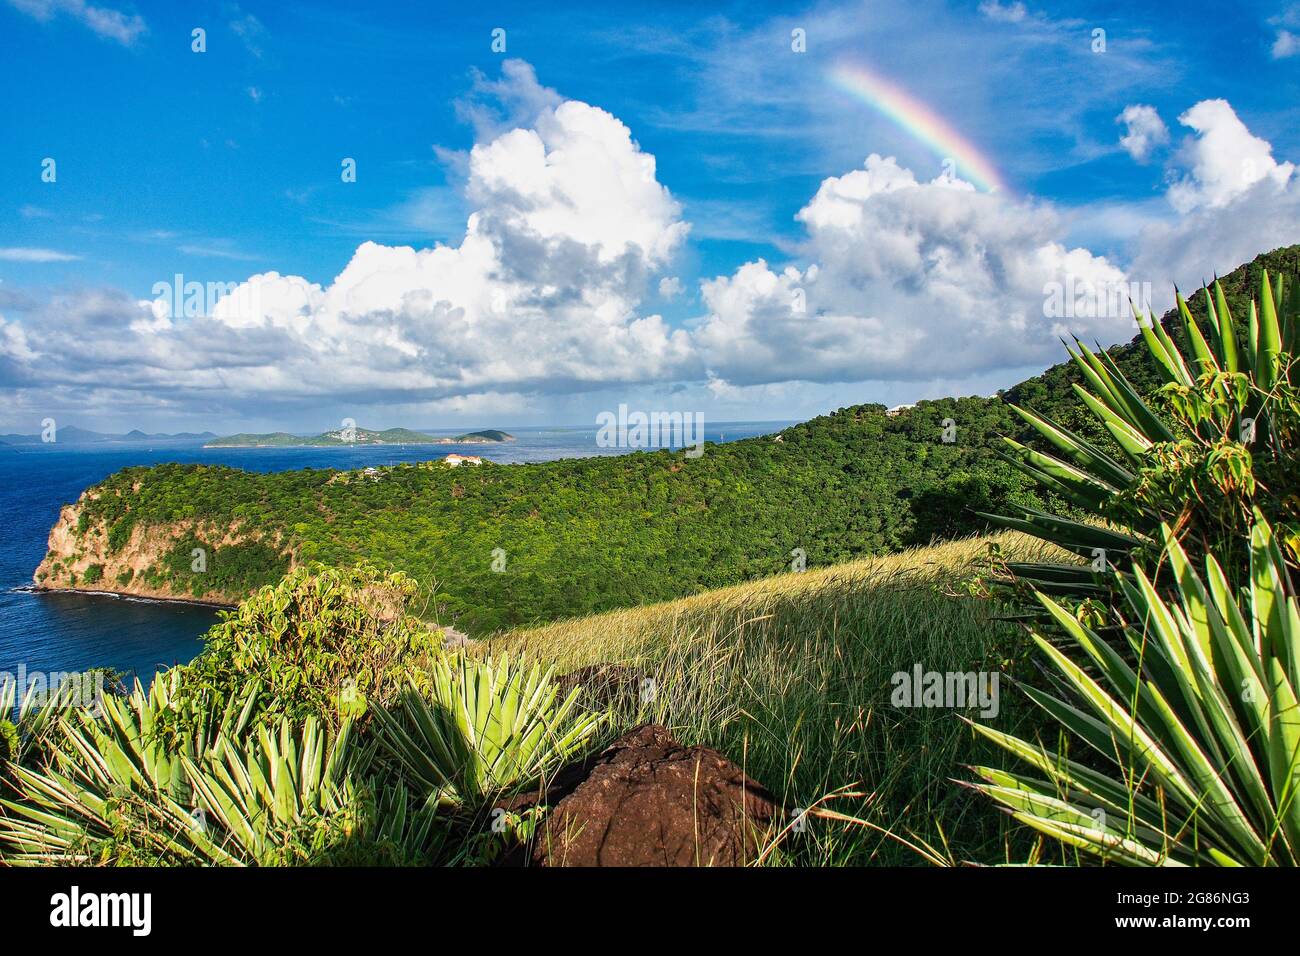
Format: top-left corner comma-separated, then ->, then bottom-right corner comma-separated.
46,398 -> 1041,624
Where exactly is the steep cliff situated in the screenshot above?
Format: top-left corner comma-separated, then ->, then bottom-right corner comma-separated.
34,486 -> 293,605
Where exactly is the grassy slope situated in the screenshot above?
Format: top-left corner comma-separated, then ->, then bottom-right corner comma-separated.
489,531 -> 1073,865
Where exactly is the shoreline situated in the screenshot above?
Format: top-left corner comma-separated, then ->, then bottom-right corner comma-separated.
201,440 -> 512,449
19,584 -> 237,610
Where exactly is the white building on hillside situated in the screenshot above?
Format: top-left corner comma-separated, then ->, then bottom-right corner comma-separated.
444,454 -> 483,467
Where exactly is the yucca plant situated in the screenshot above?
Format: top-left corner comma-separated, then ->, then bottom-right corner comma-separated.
968,511 -> 1300,865
0,671 -> 431,866
374,654 -> 604,809
984,270 -> 1300,594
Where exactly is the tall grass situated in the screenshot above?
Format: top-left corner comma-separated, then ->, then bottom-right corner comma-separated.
488,533 -> 1067,865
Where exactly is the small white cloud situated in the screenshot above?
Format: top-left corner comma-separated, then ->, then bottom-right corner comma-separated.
978,1 -> 1027,23
227,6 -> 267,58
1166,99 -> 1295,213
0,247 -> 80,262
1268,6 -> 1300,58
178,241 -> 258,261
247,86 -> 264,104
5,0 -> 146,45
658,276 -> 684,299
1129,99 -> 1300,299
1117,104 -> 1169,162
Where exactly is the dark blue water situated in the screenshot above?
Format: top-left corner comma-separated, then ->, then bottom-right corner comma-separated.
0,422 -> 790,685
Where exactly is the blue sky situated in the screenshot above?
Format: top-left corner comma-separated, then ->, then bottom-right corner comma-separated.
3,0 -> 1299,432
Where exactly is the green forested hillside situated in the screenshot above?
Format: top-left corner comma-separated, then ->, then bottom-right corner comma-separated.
44,246 -> 1300,633
58,394 -> 1042,632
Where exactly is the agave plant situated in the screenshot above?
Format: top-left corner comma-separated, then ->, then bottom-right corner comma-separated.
984,269 -> 1299,594
374,653 -> 604,808
0,672 -> 93,773
0,673 -> 386,865
0,675 -> 255,864
181,715 -> 359,865
969,512 -> 1300,865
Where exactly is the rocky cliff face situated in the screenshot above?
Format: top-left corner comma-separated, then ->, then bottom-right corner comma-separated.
33,490 -> 290,606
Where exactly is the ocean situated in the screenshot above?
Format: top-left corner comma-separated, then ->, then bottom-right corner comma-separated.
0,422 -> 789,688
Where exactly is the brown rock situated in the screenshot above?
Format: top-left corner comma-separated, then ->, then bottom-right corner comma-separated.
530,724 -> 781,867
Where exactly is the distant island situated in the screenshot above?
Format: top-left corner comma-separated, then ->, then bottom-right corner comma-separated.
204,427 -> 516,448
0,426 -> 218,445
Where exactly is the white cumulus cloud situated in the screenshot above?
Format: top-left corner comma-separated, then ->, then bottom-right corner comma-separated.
1127,99 -> 1300,295
1117,104 -> 1169,162
694,154 -> 1131,386
1,62 -> 696,416
1166,100 -> 1295,213
658,276 -> 684,299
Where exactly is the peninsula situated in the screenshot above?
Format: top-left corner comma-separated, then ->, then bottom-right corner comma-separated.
204,427 -> 515,448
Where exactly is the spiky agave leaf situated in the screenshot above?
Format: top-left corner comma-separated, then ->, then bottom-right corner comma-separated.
969,513 -> 1300,866
0,678 -> 259,865
373,653 -> 605,808
181,714 -> 358,865
988,269 -> 1295,589
0,673 -> 93,773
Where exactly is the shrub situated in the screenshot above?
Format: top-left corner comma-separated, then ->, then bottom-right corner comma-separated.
107,516 -> 135,552
163,563 -> 444,734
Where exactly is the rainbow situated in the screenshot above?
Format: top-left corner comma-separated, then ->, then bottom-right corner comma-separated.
827,61 -> 1007,194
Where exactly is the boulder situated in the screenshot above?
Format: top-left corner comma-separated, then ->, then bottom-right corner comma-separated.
529,724 -> 781,867
432,624 -> 472,650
